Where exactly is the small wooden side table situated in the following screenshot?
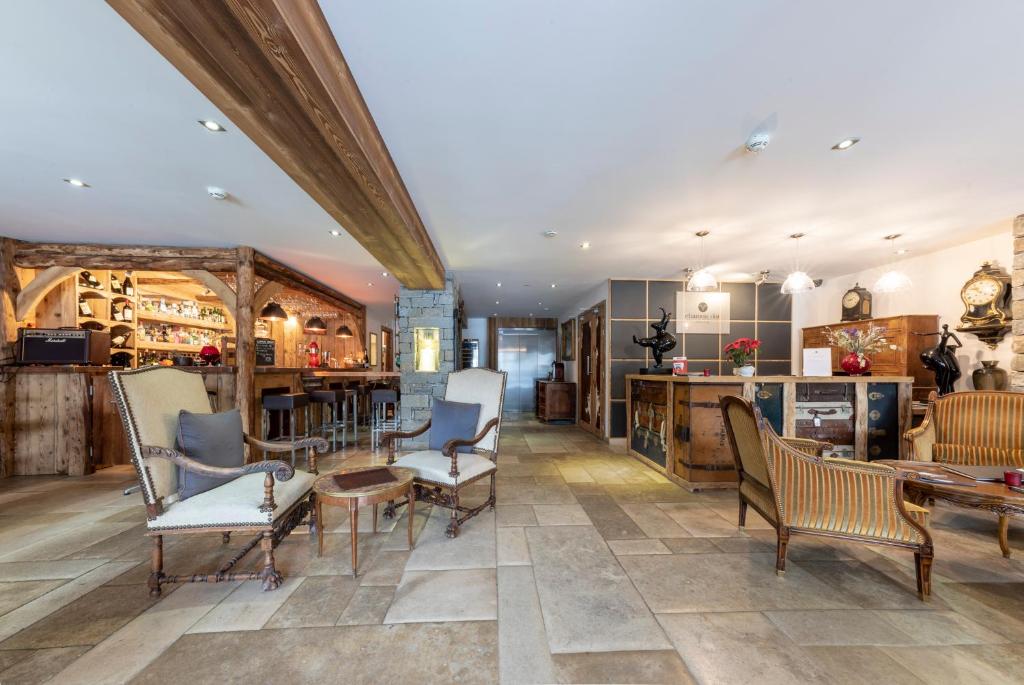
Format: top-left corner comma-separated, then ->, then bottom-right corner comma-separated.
313,465 -> 415,576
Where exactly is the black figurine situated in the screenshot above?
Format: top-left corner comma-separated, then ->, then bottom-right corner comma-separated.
633,307 -> 677,368
919,324 -> 962,396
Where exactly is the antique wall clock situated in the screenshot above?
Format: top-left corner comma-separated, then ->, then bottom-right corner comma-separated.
955,261 -> 1012,349
841,283 -> 872,321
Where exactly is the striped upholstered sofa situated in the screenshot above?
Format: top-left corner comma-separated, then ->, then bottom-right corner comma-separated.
905,391 -> 1024,466
722,396 -> 934,599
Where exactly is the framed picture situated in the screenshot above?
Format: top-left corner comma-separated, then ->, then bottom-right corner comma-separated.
560,319 -> 576,361
369,332 -> 379,367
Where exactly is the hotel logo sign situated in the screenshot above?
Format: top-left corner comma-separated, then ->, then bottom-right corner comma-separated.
675,291 -> 731,335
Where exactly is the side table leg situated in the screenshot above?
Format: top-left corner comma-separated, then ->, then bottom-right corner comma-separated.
316,499 -> 324,557
350,501 -> 359,576
408,484 -> 415,549
373,503 -> 378,534
998,515 -> 1011,559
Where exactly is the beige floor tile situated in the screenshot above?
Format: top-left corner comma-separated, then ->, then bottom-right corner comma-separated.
874,609 -> 1009,645
496,504 -> 538,527
0,579 -> 65,617
0,559 -> 108,582
385,568 -> 497,623
358,550 -> 411,586
336,586 -> 395,626
556,465 -> 595,483
186,577 -> 302,633
764,609 -> 917,646
656,503 -> 743,537
880,644 -> 1024,684
264,575 -> 360,628
532,504 -> 591,526
405,507 -> 496,570
497,527 -> 531,566
802,646 -> 924,684
551,650 -> 696,684
0,646 -> 90,685
497,565 -> 555,684
619,503 -> 692,538
574,495 -> 647,540
660,538 -> 720,554
607,538 -> 672,555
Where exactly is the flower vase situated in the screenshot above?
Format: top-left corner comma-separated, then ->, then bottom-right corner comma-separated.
840,353 -> 871,376
736,364 -> 755,377
972,360 -> 1008,391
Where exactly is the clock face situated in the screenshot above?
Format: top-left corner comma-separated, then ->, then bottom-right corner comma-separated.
964,277 -> 1001,306
842,291 -> 861,308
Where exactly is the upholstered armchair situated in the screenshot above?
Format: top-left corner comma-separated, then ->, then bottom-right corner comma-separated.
110,366 -> 327,596
721,396 -> 934,599
905,390 -> 1024,466
382,368 -> 507,538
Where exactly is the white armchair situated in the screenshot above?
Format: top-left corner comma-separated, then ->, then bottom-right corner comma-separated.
110,366 -> 327,596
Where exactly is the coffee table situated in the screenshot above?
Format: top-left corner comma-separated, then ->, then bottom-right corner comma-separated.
876,460 -> 1023,558
313,465 -> 415,576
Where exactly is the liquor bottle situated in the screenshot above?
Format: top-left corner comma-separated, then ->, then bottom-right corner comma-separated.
122,273 -> 134,297
110,273 -> 122,293
121,301 -> 133,321
78,296 -> 93,317
111,302 -> 124,322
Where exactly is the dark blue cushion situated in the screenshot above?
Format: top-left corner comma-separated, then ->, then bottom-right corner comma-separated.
428,399 -> 482,454
176,409 -> 245,501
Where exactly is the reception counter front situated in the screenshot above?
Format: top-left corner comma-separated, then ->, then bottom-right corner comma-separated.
625,374 -> 914,491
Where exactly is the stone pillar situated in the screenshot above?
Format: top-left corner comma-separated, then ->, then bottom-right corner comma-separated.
397,274 -> 458,448
1013,214 -> 1024,392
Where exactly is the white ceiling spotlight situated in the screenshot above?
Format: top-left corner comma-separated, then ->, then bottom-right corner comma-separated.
381,271 -> 388,277
542,230 -> 558,238
63,178 -> 90,188
874,234 -> 913,293
206,186 -> 229,200
198,120 -> 226,132
781,233 -> 816,295
832,137 -> 860,151
328,229 -> 342,237
686,230 -> 718,292
496,282 -> 502,288
579,242 -> 591,250
550,283 -> 557,288
745,131 -> 771,154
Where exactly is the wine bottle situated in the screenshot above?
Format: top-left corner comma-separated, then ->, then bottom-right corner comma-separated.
110,273 -> 122,293
112,332 -> 129,348
78,296 -> 93,317
122,302 -> 133,321
111,302 -> 124,322
122,274 -> 134,297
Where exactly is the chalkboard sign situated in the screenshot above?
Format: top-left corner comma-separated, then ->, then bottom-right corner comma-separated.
255,338 -> 276,366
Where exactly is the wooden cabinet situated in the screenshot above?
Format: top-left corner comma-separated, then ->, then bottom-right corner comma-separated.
536,380 -> 576,423
801,315 -> 939,400
672,382 -> 744,484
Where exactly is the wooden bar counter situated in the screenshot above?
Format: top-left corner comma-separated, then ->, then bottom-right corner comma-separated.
625,374 -> 913,491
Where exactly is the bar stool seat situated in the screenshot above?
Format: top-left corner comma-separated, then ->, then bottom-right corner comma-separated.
371,388 -> 400,449
310,389 -> 348,452
262,392 -> 310,465
263,392 -> 309,411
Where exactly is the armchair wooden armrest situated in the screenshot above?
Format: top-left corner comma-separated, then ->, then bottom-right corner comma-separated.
781,437 -> 832,457
140,445 -> 294,514
903,398 -> 936,462
442,417 -> 501,478
383,420 -> 431,464
244,434 -> 327,473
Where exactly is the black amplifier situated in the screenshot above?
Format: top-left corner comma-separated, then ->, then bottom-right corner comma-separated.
16,328 -> 110,365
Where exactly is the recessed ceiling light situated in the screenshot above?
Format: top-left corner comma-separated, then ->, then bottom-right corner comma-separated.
367,282 -> 373,287
381,271 -> 388,277
580,242 -> 591,250
538,301 -> 543,306
495,300 -> 500,305
198,120 -> 226,132
63,178 -> 89,188
550,283 -> 557,288
328,229 -> 342,237
542,230 -> 558,238
544,307 -> 550,311
529,312 -> 534,316
832,137 -> 860,151
896,248 -> 910,255
496,282 -> 502,288
206,186 -> 228,200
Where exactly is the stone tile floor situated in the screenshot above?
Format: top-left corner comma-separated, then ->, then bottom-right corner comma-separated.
0,419 -> 1022,684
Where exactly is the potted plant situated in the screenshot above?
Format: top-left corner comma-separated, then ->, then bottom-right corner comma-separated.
825,326 -> 888,376
724,337 -> 760,377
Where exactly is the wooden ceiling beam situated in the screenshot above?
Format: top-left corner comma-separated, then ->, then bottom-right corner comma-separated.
12,241 -> 237,271
253,251 -> 364,315
107,0 -> 445,290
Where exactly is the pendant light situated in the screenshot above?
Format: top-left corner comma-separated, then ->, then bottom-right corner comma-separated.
259,300 -> 287,321
335,324 -> 353,338
686,230 -> 718,292
873,234 -> 913,293
780,233 -> 816,295
304,316 -> 328,334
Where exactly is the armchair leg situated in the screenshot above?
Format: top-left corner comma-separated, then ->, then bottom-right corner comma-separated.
148,535 -> 164,598
738,499 -> 748,528
221,532 -> 231,544
259,531 -> 282,591
776,527 -> 790,576
446,490 -> 461,538
489,473 -> 496,510
914,549 -> 934,600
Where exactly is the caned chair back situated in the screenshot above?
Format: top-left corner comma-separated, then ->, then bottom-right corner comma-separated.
720,395 -> 772,490
444,368 -> 507,454
110,366 -> 213,505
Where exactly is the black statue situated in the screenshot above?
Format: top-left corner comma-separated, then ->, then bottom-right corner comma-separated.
919,324 -> 962,396
633,307 -> 677,367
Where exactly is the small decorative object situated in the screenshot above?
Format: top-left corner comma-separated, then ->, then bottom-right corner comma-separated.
972,360 -> 1008,391
724,337 -> 760,376
918,324 -> 962,395
199,344 -> 221,366
672,356 -> 688,376
826,326 -> 888,376
840,283 -> 872,321
632,308 -> 677,368
560,319 -> 576,361
306,340 -> 320,368
956,261 -> 1012,349
1004,470 -> 1022,487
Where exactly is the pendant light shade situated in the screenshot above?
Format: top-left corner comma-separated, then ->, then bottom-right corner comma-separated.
304,316 -> 328,334
781,233 -> 815,295
259,301 -> 287,321
335,324 -> 353,338
686,230 -> 719,292
873,234 -> 912,293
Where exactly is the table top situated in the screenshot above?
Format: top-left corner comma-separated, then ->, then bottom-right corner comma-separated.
313,465 -> 414,499
875,460 -> 1024,506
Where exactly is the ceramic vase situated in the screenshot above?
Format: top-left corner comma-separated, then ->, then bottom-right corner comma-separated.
972,360 -> 1008,391
736,364 -> 755,377
840,352 -> 871,376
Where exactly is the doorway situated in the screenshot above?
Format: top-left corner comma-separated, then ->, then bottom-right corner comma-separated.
497,327 -> 556,415
578,301 -> 605,436
381,326 -> 394,372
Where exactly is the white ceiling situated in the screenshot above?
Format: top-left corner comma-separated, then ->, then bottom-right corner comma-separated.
0,1 -> 397,309
323,0 -> 1023,316
3,2 -> 1022,321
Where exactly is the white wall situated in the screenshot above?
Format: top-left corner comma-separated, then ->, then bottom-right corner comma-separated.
462,317 -> 489,368
792,226 -> 1012,391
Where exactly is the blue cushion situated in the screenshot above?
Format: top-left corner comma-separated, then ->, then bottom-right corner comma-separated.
429,399 -> 482,454
176,409 -> 245,501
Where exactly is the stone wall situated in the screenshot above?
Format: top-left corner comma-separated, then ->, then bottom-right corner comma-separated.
1013,214 -> 1024,391
397,274 -> 458,448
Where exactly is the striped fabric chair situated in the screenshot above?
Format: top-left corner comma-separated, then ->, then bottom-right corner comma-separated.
905,390 -> 1024,466
722,396 -> 934,599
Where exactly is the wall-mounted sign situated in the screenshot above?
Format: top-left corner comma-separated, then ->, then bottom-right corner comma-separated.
675,291 -> 730,335
255,338 -> 276,366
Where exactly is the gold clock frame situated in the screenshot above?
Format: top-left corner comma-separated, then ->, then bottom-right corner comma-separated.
955,261 -> 1012,350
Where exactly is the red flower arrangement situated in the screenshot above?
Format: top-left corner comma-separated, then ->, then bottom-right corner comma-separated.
724,337 -> 761,367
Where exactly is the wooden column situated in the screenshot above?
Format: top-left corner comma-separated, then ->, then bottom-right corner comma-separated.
0,238 -> 19,479
236,247 -> 256,440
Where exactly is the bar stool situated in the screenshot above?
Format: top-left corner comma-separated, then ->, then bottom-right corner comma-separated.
371,388 -> 400,449
310,388 -> 348,452
261,392 -> 310,466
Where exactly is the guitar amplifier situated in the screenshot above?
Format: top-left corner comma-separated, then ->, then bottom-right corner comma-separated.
16,328 -> 110,365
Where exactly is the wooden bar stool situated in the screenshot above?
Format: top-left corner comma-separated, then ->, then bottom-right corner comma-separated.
310,388 -> 348,452
261,392 -> 311,466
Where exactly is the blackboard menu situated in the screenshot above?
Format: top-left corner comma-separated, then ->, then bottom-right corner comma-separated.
255,338 -> 276,366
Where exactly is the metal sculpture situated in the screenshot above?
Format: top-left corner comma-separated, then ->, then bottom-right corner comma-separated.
918,324 -> 962,395
633,307 -> 677,368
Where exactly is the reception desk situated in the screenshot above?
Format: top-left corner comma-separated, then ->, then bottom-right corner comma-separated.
625,374 -> 914,490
